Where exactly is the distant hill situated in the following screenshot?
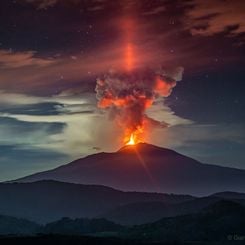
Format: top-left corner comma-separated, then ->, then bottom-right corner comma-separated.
121,200 -> 245,242
43,217 -> 122,235
0,215 -> 122,236
0,180 -> 194,223
0,215 -> 40,235
13,143 -> 245,196
0,200 -> 244,243
101,195 -> 245,225
0,180 -> 244,226
0,235 -> 157,245
212,191 -> 245,200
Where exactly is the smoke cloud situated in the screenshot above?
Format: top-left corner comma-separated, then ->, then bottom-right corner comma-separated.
95,66 -> 184,143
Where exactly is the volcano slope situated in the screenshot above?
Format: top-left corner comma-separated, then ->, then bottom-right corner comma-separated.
13,143 -> 245,196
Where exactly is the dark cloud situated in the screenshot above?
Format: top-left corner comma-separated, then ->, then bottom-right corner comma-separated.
184,0 -> 245,39
24,0 -> 58,9
0,117 -> 64,137
167,67 -> 245,124
0,102 -> 63,116
0,49 -> 56,68
141,6 -> 166,16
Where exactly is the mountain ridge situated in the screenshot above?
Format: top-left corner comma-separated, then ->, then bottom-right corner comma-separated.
0,180 -> 195,223
0,180 -> 245,225
10,143 -> 245,196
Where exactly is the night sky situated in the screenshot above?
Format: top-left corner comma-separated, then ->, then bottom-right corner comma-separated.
0,0 -> 244,181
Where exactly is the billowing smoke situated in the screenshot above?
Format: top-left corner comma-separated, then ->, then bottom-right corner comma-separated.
95,66 -> 184,143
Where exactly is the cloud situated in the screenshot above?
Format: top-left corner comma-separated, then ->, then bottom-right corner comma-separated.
146,99 -> 193,126
184,0 -> 245,37
0,49 -> 56,69
0,40 -> 181,94
0,90 -> 93,107
0,90 -> 244,171
25,0 -> 58,9
87,5 -> 105,11
24,0 -> 107,10
1,102 -> 192,155
0,91 -> 103,157
0,110 -> 118,156
142,6 -> 166,16
0,90 -> 48,105
0,117 -> 64,148
0,90 -> 192,157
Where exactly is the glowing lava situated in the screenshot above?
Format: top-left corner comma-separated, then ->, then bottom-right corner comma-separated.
125,128 -> 144,145
126,133 -> 136,145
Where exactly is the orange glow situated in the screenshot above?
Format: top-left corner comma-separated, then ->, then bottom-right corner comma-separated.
155,76 -> 177,97
125,126 -> 144,145
126,43 -> 133,71
126,133 -> 136,145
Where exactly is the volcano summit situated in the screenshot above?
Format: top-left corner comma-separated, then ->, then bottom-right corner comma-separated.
13,143 -> 245,196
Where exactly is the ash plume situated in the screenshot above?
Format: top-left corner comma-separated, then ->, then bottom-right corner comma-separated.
95,66 -> 184,142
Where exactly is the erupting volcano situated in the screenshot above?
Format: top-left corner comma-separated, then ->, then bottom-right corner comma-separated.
95,65 -> 183,144
95,13 -> 184,145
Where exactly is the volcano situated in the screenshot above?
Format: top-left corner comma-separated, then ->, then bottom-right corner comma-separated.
13,143 -> 245,196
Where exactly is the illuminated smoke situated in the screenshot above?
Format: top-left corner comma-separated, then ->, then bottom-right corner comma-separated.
95,66 -> 184,143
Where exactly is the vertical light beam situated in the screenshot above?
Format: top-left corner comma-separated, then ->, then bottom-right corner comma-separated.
126,43 -> 133,71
